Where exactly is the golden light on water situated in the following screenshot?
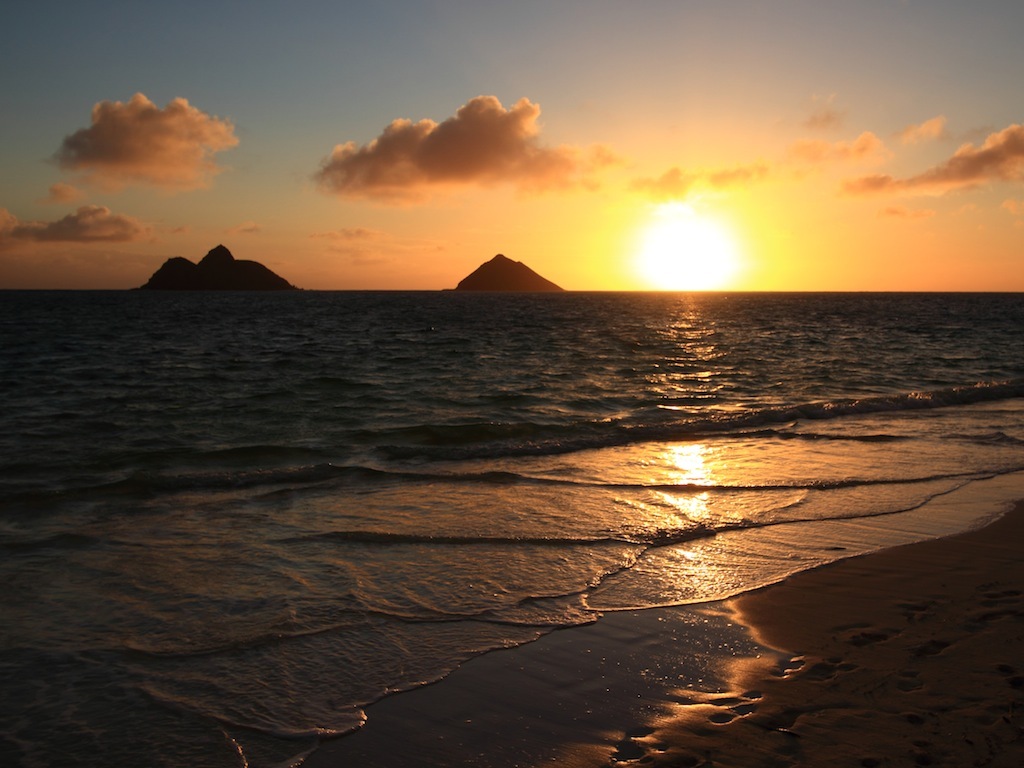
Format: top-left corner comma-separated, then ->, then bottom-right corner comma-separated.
636,203 -> 741,291
652,443 -> 716,525
665,443 -> 714,486
657,490 -> 713,523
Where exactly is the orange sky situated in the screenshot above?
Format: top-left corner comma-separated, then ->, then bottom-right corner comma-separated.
2,3 -> 1022,291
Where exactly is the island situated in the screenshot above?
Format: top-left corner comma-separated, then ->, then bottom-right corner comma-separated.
454,254 -> 563,292
137,245 -> 297,290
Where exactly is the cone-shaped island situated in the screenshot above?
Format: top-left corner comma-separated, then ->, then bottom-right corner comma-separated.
454,254 -> 563,292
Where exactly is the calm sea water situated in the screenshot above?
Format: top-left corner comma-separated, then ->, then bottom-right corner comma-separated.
2,291 -> 1023,767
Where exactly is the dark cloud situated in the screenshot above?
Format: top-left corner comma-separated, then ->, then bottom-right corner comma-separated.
55,93 -> 238,190
315,95 -> 615,201
844,124 -> 1024,196
0,205 -> 150,245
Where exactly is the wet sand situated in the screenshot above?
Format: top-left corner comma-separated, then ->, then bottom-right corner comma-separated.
641,500 -> 1024,767
305,500 -> 1024,767
302,602 -> 759,767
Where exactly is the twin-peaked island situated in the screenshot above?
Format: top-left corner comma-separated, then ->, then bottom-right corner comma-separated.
138,245 -> 296,290
138,247 -> 563,292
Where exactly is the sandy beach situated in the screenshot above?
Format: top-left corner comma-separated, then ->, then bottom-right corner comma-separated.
641,499 -> 1024,768
306,499 -> 1024,768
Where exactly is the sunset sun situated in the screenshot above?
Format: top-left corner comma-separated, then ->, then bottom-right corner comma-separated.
636,203 -> 741,291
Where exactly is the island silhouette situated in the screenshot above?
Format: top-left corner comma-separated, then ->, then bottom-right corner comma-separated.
138,245 -> 297,290
454,254 -> 563,292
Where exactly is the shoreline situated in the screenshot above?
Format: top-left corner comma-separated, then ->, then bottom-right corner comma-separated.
642,499 -> 1024,767
303,603 -> 759,767
304,497 -> 1024,767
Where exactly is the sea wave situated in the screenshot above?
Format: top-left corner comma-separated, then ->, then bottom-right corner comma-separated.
4,458 -> 1008,514
3,380 -> 1019,509
380,379 -> 1024,461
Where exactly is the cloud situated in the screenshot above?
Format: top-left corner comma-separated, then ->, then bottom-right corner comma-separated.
311,227 -> 384,242
878,206 -> 936,220
635,126 -> 880,203
803,95 -> 846,131
310,227 -> 392,266
0,209 -> 17,237
314,95 -> 615,201
40,182 -> 85,204
631,167 -> 698,199
840,173 -> 894,194
706,162 -> 770,188
227,220 -> 261,235
0,205 -> 150,245
1002,198 -> 1024,216
843,123 -> 1024,196
899,116 -> 948,145
631,161 -> 769,201
788,132 -> 888,164
55,93 -> 238,190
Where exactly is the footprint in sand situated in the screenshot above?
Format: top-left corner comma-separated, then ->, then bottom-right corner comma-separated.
845,628 -> 897,647
968,588 -> 1023,623
708,711 -> 737,724
776,655 -> 805,677
912,639 -> 951,657
708,691 -> 764,723
897,670 -> 924,692
994,664 -> 1024,690
896,600 -> 938,623
666,689 -> 764,736
610,727 -> 653,762
979,589 -> 1022,606
610,726 -> 670,764
834,622 -> 898,647
798,658 -> 859,681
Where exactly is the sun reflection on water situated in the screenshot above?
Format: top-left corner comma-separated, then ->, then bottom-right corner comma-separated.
651,443 -> 717,525
664,443 -> 714,485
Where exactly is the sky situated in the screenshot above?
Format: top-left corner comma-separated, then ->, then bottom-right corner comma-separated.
2,0 -> 1023,291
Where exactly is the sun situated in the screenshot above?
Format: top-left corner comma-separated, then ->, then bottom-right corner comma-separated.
636,203 -> 741,290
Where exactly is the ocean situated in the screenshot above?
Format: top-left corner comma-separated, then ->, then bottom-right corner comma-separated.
2,290 -> 1023,767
